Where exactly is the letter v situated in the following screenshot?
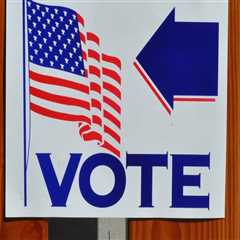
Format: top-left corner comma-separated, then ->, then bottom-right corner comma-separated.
36,153 -> 81,207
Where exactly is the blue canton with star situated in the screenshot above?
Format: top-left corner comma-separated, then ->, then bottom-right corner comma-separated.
27,0 -> 85,76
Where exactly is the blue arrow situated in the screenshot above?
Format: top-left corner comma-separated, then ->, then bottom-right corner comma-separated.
136,9 -> 219,111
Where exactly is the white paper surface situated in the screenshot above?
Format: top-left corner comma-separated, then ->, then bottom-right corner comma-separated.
6,0 -> 228,218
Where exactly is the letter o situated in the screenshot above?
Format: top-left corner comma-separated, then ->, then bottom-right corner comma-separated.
79,153 -> 126,207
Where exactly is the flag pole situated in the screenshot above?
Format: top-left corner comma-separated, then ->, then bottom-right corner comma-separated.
22,0 -> 27,207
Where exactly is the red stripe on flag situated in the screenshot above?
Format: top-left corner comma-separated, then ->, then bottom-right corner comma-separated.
102,54 -> 121,69
79,124 -> 90,136
84,69 -> 88,78
102,67 -> 121,85
30,86 -> 90,110
103,82 -> 121,100
103,110 -> 121,129
88,49 -> 100,62
92,115 -> 102,126
83,131 -> 102,142
90,82 -> 101,94
91,99 -> 102,110
101,140 -> 120,158
87,32 -> 100,45
80,32 -> 86,44
103,96 -> 121,114
31,102 -> 91,123
104,125 -> 121,144
82,50 -> 87,61
89,65 -> 101,78
77,14 -> 85,26
29,70 -> 89,94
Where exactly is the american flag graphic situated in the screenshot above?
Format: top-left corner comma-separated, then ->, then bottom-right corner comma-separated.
26,0 -> 122,158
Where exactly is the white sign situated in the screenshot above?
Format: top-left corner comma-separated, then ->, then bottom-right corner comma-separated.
6,0 -> 228,218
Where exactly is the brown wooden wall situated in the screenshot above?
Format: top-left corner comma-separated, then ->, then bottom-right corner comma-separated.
1,0 -> 239,239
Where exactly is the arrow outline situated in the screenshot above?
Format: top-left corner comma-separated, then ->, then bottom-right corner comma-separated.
134,8 -> 218,114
